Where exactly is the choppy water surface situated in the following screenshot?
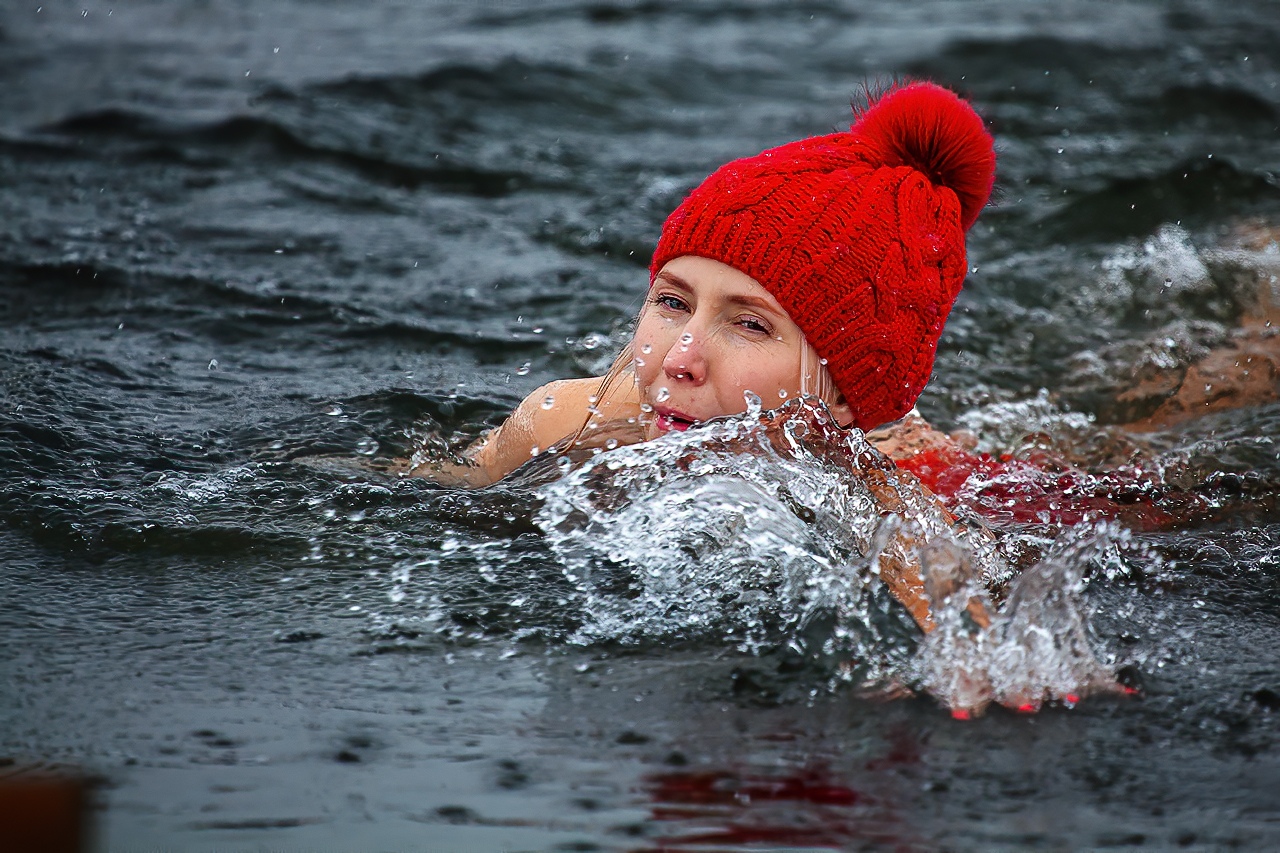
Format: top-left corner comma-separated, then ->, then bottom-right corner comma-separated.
2,1 -> 1279,850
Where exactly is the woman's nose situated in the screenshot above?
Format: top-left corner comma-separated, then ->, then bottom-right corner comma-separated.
662,328 -> 708,384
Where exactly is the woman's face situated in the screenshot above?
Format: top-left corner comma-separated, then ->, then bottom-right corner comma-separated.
633,255 -> 848,439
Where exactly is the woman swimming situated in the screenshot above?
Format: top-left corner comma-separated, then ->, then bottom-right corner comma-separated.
433,82 -> 994,479
412,81 -> 998,631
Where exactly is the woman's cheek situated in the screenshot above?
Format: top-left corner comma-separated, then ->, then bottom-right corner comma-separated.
633,313 -> 683,377
729,365 -> 800,407
632,348 -> 657,386
631,331 -> 663,386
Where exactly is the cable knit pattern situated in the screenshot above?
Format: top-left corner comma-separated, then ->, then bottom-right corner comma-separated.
649,82 -> 996,430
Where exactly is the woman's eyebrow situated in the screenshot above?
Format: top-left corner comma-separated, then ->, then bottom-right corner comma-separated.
665,270 -> 783,307
654,271 -> 787,321
727,292 -> 786,316
654,271 -> 693,292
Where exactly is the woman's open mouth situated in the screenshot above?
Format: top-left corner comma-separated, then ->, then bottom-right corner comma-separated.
654,407 -> 698,433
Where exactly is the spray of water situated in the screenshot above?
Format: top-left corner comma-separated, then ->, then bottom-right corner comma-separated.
535,396 -> 1122,715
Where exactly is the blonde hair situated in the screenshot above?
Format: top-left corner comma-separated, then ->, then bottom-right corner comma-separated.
799,338 -> 839,403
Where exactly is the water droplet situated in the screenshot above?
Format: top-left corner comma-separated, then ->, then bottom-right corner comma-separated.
778,389 -> 789,399
605,438 -> 619,450
516,362 -> 531,376
656,387 -> 671,403
818,358 -> 828,366
633,357 -> 645,368
530,445 -> 541,457
541,395 -> 556,410
679,332 -> 693,345
556,456 -> 572,472
640,343 -> 652,355
639,403 -> 654,413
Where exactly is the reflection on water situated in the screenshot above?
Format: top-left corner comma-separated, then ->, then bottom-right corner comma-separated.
640,765 -> 878,850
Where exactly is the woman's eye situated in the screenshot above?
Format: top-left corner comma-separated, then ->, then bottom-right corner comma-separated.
738,317 -> 772,335
654,293 -> 688,312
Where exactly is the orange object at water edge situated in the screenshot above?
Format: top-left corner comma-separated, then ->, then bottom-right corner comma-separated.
0,764 -> 94,853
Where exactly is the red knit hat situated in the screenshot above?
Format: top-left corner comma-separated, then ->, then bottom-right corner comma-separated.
649,81 -> 996,431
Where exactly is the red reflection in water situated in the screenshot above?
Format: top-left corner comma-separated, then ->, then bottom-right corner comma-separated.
641,768 -> 865,849
638,740 -> 923,851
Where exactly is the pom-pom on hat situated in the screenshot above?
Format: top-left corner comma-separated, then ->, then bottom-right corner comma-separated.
649,81 -> 996,431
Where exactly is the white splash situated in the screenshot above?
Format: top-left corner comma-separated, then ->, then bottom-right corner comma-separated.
955,389 -> 1095,456
913,524 -> 1124,716
535,397 -> 1120,715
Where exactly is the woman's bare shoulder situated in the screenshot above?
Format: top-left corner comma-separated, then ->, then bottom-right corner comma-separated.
865,412 -> 973,461
460,374 -> 639,483
536,376 -> 606,418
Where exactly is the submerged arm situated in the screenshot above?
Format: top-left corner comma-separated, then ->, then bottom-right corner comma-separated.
858,419 -> 993,635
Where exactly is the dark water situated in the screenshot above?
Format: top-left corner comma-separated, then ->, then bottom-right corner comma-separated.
3,1 -> 1280,850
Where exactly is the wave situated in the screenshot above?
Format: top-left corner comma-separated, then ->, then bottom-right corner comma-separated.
1154,85 -> 1278,127
291,58 -> 639,123
909,32 -> 1279,114
1042,158 -> 1280,241
468,0 -> 858,28
35,107 -> 539,197
0,256 -> 548,360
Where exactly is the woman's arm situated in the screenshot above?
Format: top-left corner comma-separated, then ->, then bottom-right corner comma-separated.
860,417 -> 994,634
